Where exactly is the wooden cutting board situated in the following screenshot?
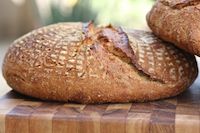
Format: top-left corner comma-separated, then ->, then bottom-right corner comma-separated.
0,81 -> 199,133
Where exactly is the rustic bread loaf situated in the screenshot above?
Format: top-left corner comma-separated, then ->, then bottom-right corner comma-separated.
2,22 -> 198,103
147,0 -> 200,56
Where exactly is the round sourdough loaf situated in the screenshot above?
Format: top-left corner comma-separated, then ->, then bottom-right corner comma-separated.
2,22 -> 198,103
147,0 -> 200,56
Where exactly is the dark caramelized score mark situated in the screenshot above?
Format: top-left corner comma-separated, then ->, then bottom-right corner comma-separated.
96,25 -> 164,82
80,21 -> 96,52
96,25 -> 135,64
83,21 -> 95,39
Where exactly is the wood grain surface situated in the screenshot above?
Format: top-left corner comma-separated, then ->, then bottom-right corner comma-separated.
0,81 -> 199,133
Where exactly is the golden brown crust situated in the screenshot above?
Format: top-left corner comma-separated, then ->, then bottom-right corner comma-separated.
2,22 -> 198,103
147,0 -> 200,56
160,0 -> 200,9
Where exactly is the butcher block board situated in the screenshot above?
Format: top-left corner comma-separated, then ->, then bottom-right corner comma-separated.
0,82 -> 199,133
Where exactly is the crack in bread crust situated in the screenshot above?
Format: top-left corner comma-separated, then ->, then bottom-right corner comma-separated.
95,26 -> 165,83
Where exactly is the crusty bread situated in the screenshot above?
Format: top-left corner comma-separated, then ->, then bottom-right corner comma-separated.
2,22 -> 198,103
147,0 -> 200,56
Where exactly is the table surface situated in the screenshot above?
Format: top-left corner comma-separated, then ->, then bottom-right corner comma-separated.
0,83 -> 199,133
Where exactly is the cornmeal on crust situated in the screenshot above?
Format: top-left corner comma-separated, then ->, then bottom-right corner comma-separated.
147,0 -> 200,56
2,22 -> 198,103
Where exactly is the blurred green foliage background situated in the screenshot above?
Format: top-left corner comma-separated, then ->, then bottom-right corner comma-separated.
43,0 -> 154,29
0,0 -> 154,39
